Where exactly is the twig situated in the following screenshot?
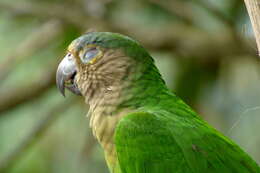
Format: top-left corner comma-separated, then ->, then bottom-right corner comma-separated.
228,106 -> 260,134
244,0 -> 260,56
0,97 -> 78,172
0,19 -> 62,82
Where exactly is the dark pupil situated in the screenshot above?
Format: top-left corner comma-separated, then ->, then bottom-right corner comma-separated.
83,48 -> 98,62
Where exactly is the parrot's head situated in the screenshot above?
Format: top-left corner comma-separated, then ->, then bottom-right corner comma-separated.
56,32 -> 164,106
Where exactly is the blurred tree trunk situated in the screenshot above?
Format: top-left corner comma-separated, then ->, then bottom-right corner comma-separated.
244,0 -> 260,56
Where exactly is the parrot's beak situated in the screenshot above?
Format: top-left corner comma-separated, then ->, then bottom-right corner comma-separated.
56,53 -> 82,97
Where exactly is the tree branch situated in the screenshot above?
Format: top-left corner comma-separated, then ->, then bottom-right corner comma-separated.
0,19 -> 62,82
0,97 -> 78,172
0,1 -> 253,59
0,66 -> 56,114
244,0 -> 260,56
0,2 -> 88,29
148,0 -> 194,24
195,0 -> 234,27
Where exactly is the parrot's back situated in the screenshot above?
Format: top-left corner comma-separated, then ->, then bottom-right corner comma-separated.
114,91 -> 260,173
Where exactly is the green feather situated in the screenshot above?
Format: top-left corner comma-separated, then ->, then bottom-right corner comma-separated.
115,105 -> 260,172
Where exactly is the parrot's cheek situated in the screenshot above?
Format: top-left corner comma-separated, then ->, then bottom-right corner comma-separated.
56,53 -> 82,97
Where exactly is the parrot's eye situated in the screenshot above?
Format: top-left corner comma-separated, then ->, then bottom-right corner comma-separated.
81,47 -> 100,64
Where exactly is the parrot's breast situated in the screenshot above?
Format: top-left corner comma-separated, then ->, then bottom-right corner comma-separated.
86,82 -> 134,170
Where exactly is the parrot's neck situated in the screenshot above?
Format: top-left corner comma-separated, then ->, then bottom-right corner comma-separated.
84,59 -> 168,168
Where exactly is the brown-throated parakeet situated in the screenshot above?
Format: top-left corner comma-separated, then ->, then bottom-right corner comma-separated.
56,32 -> 260,173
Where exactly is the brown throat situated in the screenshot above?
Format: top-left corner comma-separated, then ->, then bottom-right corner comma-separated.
76,48 -> 136,158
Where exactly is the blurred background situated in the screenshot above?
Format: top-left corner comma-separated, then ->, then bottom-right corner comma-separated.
0,0 -> 259,172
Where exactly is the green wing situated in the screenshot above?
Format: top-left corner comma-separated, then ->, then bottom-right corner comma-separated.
114,111 -> 260,173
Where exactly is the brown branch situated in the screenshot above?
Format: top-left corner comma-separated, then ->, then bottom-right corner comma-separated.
0,19 -> 63,82
0,1 -> 254,60
0,2 -> 88,29
0,97 -> 78,172
244,0 -> 260,56
0,65 -> 56,114
122,23 -> 252,59
195,0 -> 234,27
149,0 -> 194,24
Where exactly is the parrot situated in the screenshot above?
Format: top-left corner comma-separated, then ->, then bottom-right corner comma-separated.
56,32 -> 260,173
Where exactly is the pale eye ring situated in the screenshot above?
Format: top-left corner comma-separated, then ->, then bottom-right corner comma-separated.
81,48 -> 99,64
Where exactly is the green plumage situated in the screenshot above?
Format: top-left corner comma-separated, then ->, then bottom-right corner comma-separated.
115,98 -> 260,172
65,32 -> 260,173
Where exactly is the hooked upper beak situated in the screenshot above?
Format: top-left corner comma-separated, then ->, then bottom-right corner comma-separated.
56,53 -> 82,97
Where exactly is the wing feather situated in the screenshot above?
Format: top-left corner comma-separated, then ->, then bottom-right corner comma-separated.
115,111 -> 260,173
